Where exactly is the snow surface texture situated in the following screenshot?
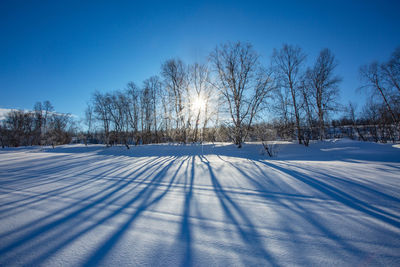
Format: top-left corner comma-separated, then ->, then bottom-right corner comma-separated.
0,140 -> 399,266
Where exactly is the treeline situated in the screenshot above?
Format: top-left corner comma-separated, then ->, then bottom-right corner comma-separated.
85,42 -> 341,148
85,42 -> 399,147
1,42 -> 399,148
325,46 -> 400,143
0,101 -> 75,148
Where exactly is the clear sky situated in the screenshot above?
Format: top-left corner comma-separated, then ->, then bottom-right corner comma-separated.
1,0 -> 400,119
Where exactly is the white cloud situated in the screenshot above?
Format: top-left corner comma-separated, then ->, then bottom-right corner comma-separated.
0,108 -> 17,121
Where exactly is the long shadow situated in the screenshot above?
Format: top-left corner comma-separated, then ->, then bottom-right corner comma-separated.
2,153 -> 96,176
217,155 -> 325,202
0,155 -> 156,212
0,160 -> 129,238
0,154 -> 111,200
21,156 -> 181,266
257,160 -> 398,264
82,156 -> 189,266
0,156 -> 170,259
217,155 -> 284,195
0,174 -> 105,216
215,156 -> 363,261
28,141 -> 400,163
0,157 -> 133,213
176,155 -> 195,267
287,161 -> 400,204
261,160 -> 400,229
200,155 -> 280,266
1,142 -> 399,265
0,156 -> 158,237
0,156 -> 175,266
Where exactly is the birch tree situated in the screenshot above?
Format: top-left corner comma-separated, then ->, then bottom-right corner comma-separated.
272,44 -> 306,144
306,48 -> 341,140
210,42 -> 274,148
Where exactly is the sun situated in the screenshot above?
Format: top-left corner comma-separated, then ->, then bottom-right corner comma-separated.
192,95 -> 206,113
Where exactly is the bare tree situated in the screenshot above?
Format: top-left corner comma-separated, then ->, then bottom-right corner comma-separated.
360,47 -> 400,132
189,63 -> 214,142
143,76 -> 162,142
84,104 -> 93,145
4,110 -> 32,147
210,41 -> 274,148
33,102 -> 43,145
299,79 -> 315,145
140,85 -> 153,143
306,48 -> 341,140
160,86 -> 172,141
126,82 -> 140,144
42,100 -> 54,140
108,91 -> 130,148
272,44 -> 306,144
92,91 -> 112,146
0,124 -> 6,148
47,113 -> 73,148
31,100 -> 54,145
0,101 -> 74,148
347,102 -> 366,141
381,46 -> 400,94
161,58 -> 188,142
360,62 -> 397,124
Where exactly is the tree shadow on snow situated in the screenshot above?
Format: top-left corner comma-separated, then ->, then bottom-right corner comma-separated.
29,140 -> 400,163
1,141 -> 399,266
0,154 -> 183,266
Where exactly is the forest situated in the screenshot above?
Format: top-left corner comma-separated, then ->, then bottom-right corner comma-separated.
1,42 -> 399,148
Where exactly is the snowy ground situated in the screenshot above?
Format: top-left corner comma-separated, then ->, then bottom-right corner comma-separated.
0,140 -> 399,266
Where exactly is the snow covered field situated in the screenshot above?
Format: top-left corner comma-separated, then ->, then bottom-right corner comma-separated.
0,140 -> 399,266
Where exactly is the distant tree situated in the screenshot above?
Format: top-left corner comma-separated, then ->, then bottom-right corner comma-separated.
42,100 -> 54,138
84,103 -> 93,145
47,113 -> 73,148
160,83 -> 173,141
210,41 -> 274,148
161,58 -> 189,142
33,102 -> 43,145
126,82 -> 140,144
143,76 -> 162,142
107,91 -> 130,148
140,85 -> 153,143
0,101 -> 74,147
189,63 -> 214,142
299,79 -> 315,145
381,46 -> 400,94
360,62 -> 397,123
31,100 -> 54,145
3,110 -> 34,146
346,102 -> 366,141
0,124 -> 6,148
272,44 -> 307,144
360,47 -> 400,130
4,110 -> 22,147
92,91 -> 112,146
306,48 -> 341,140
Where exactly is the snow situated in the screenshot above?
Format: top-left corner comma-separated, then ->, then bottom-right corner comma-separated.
0,139 -> 399,266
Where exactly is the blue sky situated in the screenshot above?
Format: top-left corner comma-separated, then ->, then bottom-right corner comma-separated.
1,0 -> 400,119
